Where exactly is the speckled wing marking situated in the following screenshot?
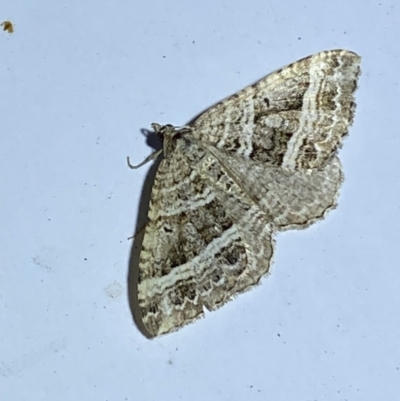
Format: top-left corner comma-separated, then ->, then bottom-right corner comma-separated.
136,49 -> 361,337
193,49 -> 360,171
138,142 -> 273,336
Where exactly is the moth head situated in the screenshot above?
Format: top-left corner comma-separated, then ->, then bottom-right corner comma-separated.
151,123 -> 177,142
151,123 -> 192,157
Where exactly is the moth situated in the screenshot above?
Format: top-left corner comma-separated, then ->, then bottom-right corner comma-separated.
131,49 -> 361,337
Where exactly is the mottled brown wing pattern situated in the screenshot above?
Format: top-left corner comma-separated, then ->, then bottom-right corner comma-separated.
135,49 -> 361,337
193,49 -> 360,171
138,140 -> 273,337
209,146 -> 344,230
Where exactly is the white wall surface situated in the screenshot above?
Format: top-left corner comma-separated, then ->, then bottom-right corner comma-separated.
1,1 -> 399,400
